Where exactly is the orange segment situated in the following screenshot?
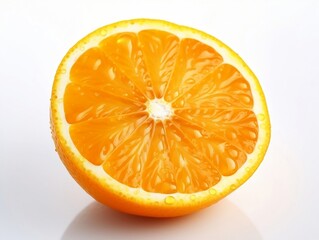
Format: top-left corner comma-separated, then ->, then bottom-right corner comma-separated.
164,38 -> 223,102
69,113 -> 148,165
175,108 -> 258,154
64,83 -> 145,123
51,19 -> 271,217
173,64 -> 253,109
103,119 -> 154,188
165,120 -> 221,193
99,33 -> 154,99
172,114 -> 249,176
138,30 -> 180,98
70,47 -> 146,102
141,121 -> 176,193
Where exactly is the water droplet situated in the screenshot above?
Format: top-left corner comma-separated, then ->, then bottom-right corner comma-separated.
79,43 -> 85,51
249,131 -> 257,140
212,58 -> 222,65
245,167 -> 250,172
164,196 -> 176,205
190,195 -> 196,201
214,176 -> 220,181
186,79 -> 195,84
257,113 -> 265,121
101,29 -> 107,35
165,95 -> 173,102
246,145 -> 254,153
209,188 -> 217,195
179,100 -> 185,107
242,95 -> 252,104
200,129 -> 207,135
229,149 -> 238,158
185,92 -> 192,99
239,82 -> 249,89
265,129 -> 270,135
230,184 -> 236,190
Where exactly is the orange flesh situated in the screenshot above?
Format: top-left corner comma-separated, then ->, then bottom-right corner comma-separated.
64,29 -> 258,194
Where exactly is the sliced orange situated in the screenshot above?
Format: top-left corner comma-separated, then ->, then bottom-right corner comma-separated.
51,19 -> 270,217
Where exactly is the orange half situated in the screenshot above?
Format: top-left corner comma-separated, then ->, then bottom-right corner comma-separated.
51,19 -> 271,217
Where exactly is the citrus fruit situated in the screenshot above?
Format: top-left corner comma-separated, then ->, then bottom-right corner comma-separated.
50,19 -> 270,217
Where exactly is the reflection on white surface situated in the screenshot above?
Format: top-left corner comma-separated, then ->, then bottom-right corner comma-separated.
62,200 -> 261,240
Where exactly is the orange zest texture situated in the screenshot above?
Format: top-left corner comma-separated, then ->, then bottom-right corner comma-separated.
51,19 -> 270,217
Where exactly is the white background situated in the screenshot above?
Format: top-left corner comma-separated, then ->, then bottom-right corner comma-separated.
1,0 -> 319,239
